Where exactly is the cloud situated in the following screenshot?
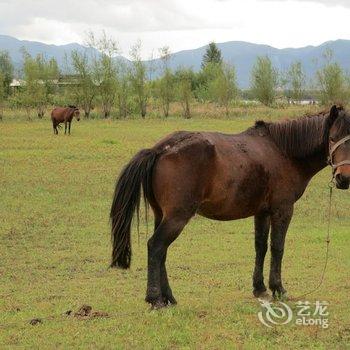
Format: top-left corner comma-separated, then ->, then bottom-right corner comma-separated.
0,0 -> 350,58
260,0 -> 350,8
0,0 -> 214,33
0,0 -> 243,56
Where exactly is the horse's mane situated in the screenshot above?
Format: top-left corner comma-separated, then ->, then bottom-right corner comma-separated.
256,111 -> 329,159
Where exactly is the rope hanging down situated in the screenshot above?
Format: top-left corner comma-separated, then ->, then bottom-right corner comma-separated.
293,179 -> 334,300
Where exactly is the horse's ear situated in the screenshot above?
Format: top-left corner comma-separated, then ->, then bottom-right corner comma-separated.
329,105 -> 339,125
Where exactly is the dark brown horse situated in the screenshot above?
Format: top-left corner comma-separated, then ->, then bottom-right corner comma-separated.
110,106 -> 350,308
51,106 -> 80,135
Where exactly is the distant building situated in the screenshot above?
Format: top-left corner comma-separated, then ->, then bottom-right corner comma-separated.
9,74 -> 80,94
56,74 -> 80,87
9,79 -> 25,94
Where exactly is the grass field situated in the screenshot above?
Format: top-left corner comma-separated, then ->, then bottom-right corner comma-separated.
1,107 -> 350,349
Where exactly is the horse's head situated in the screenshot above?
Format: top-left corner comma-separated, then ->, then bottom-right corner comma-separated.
74,108 -> 80,121
68,105 -> 80,121
327,105 -> 350,190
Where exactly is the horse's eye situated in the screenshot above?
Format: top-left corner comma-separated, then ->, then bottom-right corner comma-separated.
329,137 -> 335,143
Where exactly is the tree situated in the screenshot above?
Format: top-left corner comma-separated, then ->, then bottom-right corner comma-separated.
250,56 -> 278,106
196,62 -> 222,101
156,46 -> 174,117
116,59 -> 131,118
87,31 -> 119,118
316,50 -> 348,105
0,71 -> 5,120
0,51 -> 14,97
209,63 -> 238,116
129,40 -> 148,118
202,42 -> 222,69
20,51 -> 59,119
175,68 -> 193,118
287,61 -> 305,102
37,55 -> 59,117
70,50 -> 96,118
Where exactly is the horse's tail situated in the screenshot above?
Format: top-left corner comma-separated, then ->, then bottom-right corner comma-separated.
110,148 -> 160,269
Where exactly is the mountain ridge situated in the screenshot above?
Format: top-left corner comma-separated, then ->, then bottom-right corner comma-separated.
1,35 -> 350,88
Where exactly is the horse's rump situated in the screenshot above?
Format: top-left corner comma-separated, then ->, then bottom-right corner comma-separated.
152,132 -> 217,216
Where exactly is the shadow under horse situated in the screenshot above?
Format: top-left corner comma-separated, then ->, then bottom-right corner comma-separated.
110,105 -> 350,308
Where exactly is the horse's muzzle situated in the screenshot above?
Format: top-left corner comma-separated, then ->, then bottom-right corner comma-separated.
335,174 -> 350,190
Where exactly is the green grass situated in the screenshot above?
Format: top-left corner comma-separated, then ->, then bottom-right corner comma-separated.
1,110 -> 349,349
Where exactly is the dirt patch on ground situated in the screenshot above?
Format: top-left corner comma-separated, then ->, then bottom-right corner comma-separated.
65,305 -> 109,320
29,318 -> 43,325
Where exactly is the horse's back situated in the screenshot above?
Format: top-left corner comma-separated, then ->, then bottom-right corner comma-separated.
154,129 -> 273,168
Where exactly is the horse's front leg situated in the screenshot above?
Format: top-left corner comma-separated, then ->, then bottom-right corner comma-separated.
68,122 -> 71,135
253,212 -> 270,297
269,205 -> 293,299
64,121 -> 67,134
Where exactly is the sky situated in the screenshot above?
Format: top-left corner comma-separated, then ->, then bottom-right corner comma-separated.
0,0 -> 350,58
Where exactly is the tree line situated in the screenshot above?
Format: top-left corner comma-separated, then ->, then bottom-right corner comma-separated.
0,35 -> 349,120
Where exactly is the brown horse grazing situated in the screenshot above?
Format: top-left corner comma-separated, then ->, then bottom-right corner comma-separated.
110,106 -> 350,308
51,106 -> 80,135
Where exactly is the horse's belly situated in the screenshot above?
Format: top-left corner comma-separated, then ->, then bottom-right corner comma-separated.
197,191 -> 262,221
197,204 -> 255,221
197,163 -> 270,221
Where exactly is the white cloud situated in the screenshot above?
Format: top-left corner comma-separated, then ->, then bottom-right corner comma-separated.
263,0 -> 350,8
0,0 -> 350,58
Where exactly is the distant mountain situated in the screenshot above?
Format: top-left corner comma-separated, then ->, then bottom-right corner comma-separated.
146,39 -> 350,88
0,34 -> 100,73
1,35 -> 350,88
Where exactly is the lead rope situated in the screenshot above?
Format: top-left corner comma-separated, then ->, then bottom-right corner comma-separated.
293,178 -> 334,300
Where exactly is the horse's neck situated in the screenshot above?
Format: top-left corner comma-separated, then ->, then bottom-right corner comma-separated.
265,114 -> 329,178
296,147 -> 328,179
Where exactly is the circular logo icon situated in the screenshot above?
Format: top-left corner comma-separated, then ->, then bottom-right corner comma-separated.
258,298 -> 293,328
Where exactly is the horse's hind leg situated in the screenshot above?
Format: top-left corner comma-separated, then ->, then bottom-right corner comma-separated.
152,210 -> 176,305
253,212 -> 270,298
146,214 -> 190,308
159,250 -> 177,305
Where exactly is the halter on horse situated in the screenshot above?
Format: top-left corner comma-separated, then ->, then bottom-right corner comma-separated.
328,135 -> 350,173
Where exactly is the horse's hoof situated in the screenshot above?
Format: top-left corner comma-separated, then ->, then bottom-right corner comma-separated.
272,290 -> 288,301
150,300 -> 167,310
253,289 -> 270,299
146,294 -> 177,309
163,294 -> 177,306
145,294 -> 165,309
